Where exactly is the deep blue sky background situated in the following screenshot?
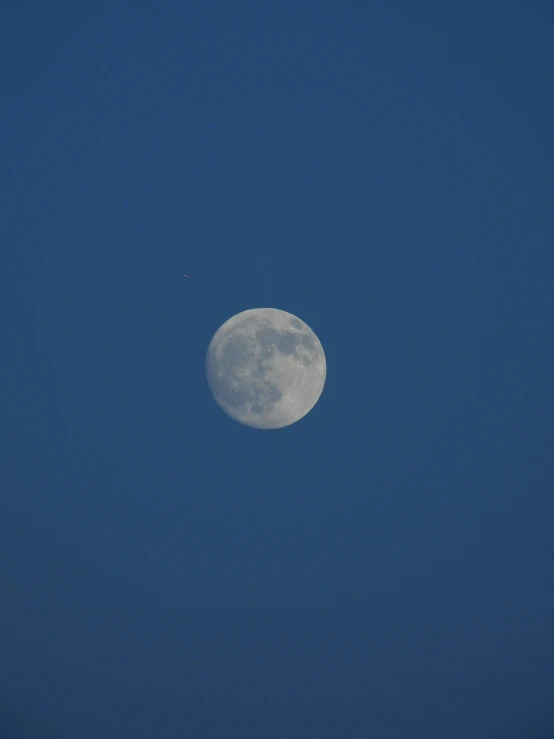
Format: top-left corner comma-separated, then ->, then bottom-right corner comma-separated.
2,2 -> 553,737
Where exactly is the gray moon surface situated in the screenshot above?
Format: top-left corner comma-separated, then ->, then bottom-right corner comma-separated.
206,308 -> 326,429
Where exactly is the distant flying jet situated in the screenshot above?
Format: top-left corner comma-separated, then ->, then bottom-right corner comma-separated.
183,274 -> 189,278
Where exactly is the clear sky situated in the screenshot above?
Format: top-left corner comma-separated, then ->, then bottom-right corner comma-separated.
2,2 -> 553,737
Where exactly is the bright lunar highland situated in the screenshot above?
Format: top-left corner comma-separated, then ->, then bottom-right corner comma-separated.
206,308 -> 326,429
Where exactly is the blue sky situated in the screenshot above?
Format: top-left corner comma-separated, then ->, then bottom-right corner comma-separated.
2,2 -> 553,737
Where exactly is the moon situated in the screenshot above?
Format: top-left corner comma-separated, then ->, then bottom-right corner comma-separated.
206,308 -> 326,429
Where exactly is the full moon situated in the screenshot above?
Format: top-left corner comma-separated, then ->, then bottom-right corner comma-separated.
206,308 -> 326,429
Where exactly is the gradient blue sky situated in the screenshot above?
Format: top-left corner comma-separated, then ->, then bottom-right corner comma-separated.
2,2 -> 553,737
